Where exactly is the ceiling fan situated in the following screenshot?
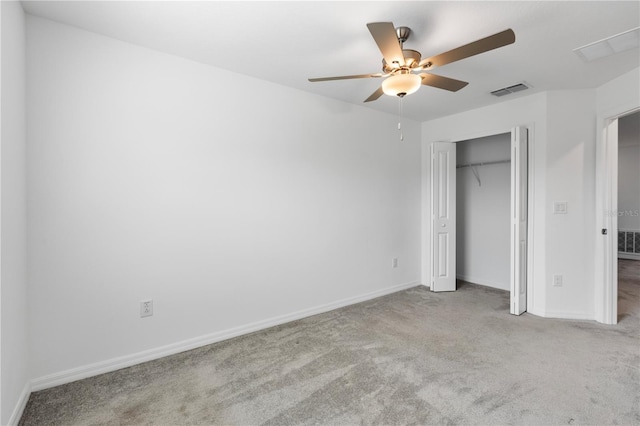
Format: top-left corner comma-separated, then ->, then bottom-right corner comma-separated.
309,22 -> 515,102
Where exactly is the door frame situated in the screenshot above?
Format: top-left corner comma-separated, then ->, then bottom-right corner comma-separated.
428,126 -> 534,313
595,107 -> 639,324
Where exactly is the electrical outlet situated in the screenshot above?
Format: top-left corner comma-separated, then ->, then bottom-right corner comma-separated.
140,300 -> 153,318
392,257 -> 399,268
553,275 -> 563,287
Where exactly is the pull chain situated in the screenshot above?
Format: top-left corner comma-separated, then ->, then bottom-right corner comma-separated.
398,96 -> 404,141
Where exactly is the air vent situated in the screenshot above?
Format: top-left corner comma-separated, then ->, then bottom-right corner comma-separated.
574,27 -> 640,62
491,83 -> 530,97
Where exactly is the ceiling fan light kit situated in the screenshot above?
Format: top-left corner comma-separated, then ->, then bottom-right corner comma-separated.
309,22 -> 516,103
382,72 -> 422,97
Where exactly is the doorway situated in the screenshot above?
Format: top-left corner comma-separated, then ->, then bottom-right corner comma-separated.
617,111 -> 640,262
456,133 -> 511,291
598,108 -> 639,324
430,126 -> 528,315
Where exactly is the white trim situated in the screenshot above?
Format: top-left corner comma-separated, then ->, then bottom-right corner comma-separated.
595,106 -> 639,324
7,382 -> 31,426
542,310 -> 595,321
426,125 -> 536,313
456,274 -> 508,292
619,253 -> 640,261
525,124 -> 536,315
446,127 -> 512,145
527,305 -> 545,318
604,117 -> 619,325
30,281 -> 420,392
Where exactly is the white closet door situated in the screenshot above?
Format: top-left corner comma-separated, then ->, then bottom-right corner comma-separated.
510,126 -> 528,315
431,142 -> 456,292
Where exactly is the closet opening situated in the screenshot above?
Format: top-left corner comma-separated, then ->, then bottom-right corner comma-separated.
430,126 -> 528,313
455,133 -> 512,293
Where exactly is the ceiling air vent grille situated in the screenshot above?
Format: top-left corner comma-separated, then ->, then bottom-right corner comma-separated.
491,83 -> 529,97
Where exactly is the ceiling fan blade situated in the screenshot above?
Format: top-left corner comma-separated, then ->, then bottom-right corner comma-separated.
308,73 -> 383,82
364,86 -> 384,103
420,73 -> 469,92
367,22 -> 405,67
418,29 -> 515,68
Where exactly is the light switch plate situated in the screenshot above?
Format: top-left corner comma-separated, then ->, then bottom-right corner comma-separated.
553,275 -> 563,287
554,201 -> 568,214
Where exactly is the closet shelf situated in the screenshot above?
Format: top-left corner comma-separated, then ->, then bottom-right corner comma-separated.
457,158 -> 511,186
456,159 -> 511,169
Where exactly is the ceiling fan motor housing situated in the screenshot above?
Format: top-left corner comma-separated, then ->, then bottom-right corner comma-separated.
396,26 -> 411,43
382,49 -> 422,72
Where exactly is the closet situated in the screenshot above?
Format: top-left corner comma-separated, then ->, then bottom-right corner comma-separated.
456,133 -> 511,291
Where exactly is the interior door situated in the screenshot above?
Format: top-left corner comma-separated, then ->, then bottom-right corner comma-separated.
431,142 -> 456,292
510,126 -> 528,315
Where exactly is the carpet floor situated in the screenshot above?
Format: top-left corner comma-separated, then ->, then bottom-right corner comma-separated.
19,260 -> 640,425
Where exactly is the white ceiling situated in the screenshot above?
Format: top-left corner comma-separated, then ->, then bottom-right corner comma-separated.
21,1 -> 640,122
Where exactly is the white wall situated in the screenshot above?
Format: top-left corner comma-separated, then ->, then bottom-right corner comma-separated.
596,68 -> 640,120
1,1 -> 29,424
423,87 -> 606,320
544,90 -> 597,317
26,16 -> 422,385
422,93 -> 547,315
423,86 -> 634,320
456,133 -> 511,290
617,112 -> 640,231
17,9 -> 640,405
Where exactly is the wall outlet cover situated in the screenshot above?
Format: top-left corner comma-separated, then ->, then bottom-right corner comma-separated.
140,300 -> 153,317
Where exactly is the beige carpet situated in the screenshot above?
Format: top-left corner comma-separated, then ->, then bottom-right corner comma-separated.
20,261 -> 640,425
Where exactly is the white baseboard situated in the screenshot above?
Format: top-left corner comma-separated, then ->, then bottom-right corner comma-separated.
526,306 -> 544,318
542,310 -> 595,321
619,253 -> 640,260
31,281 -> 420,392
456,274 -> 509,291
7,382 -> 31,426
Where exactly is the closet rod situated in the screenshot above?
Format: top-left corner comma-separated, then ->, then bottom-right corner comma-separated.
456,159 -> 511,169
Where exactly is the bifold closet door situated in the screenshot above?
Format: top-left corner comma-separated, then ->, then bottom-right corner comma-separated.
510,126 -> 528,315
431,142 -> 456,292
